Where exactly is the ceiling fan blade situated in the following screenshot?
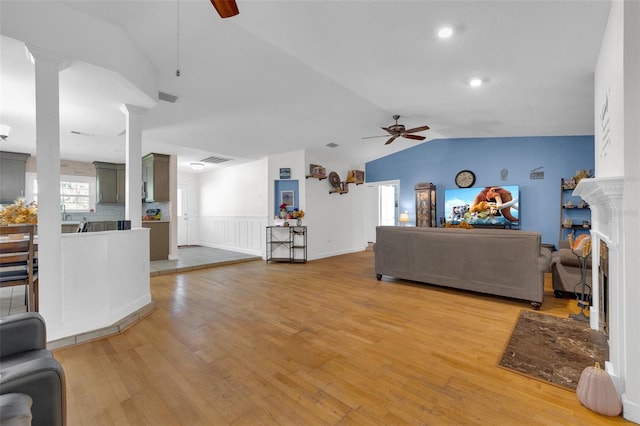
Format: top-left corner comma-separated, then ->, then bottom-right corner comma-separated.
404,125 -> 430,133
210,0 -> 239,18
362,135 -> 389,139
385,136 -> 398,145
381,126 -> 398,136
402,134 -> 426,141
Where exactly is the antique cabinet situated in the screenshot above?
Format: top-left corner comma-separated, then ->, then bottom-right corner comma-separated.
415,182 -> 437,227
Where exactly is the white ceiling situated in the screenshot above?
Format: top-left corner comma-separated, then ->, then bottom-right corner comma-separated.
0,0 -> 611,173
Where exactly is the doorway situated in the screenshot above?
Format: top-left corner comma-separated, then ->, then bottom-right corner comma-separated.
365,180 -> 400,243
177,184 -> 189,246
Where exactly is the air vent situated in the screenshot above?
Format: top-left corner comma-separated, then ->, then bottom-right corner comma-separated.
158,91 -> 179,103
200,156 -> 231,164
326,142 -> 339,148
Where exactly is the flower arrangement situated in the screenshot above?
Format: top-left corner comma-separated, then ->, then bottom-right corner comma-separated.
0,199 -> 38,225
292,208 -> 305,218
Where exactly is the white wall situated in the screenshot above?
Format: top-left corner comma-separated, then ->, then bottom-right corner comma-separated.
594,1 -> 625,177
593,0 -> 640,421
302,148 -> 368,259
189,158 -> 268,256
181,149 -> 369,260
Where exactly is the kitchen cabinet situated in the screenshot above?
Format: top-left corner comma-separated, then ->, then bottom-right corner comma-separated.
142,153 -> 169,202
94,162 -> 125,204
142,221 -> 170,260
0,151 -> 30,204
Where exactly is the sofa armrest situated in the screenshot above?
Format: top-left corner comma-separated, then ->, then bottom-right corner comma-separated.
0,357 -> 66,426
0,313 -> 47,359
0,393 -> 32,425
538,247 -> 552,273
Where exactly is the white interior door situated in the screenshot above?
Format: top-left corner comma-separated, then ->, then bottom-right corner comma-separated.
177,184 -> 189,246
365,180 -> 399,243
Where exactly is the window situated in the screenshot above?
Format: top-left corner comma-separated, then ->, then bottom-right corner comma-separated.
27,173 -> 96,212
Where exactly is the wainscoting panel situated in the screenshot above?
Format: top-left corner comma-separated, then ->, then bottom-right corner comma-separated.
193,216 -> 268,256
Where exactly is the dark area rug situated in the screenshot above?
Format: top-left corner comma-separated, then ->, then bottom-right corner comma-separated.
498,310 -> 608,390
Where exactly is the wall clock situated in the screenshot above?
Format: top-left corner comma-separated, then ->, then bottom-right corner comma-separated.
455,170 -> 476,188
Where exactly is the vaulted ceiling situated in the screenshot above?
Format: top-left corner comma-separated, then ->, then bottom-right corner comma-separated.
0,1 -> 611,172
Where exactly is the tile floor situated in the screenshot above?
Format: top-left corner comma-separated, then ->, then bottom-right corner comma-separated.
1,246 -> 261,318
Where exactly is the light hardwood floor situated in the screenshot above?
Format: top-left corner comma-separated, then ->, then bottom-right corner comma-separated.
55,251 -> 630,425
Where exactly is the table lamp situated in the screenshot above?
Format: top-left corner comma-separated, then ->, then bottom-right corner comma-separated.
399,211 -> 410,226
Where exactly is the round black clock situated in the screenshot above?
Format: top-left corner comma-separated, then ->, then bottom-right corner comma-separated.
455,170 -> 476,188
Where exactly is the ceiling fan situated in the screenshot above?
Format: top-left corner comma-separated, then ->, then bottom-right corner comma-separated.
363,115 -> 430,145
210,0 -> 239,18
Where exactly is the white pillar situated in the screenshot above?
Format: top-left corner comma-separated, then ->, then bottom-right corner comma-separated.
25,44 -> 67,326
120,104 -> 147,229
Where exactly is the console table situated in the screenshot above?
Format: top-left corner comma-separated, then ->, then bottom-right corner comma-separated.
266,226 -> 307,263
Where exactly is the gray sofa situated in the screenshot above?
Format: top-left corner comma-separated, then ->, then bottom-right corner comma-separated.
374,226 -> 552,309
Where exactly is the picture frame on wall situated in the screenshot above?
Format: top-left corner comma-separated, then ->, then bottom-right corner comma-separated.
281,190 -> 294,208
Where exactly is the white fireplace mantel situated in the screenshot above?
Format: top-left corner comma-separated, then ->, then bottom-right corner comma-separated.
574,177 -> 635,417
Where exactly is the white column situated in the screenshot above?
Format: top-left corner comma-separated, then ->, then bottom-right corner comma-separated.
25,44 -> 67,326
120,104 -> 147,229
169,155 -> 178,260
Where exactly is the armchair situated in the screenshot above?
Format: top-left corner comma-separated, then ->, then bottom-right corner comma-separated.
0,312 -> 66,426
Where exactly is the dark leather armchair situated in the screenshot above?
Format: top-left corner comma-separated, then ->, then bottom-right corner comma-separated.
0,312 -> 66,426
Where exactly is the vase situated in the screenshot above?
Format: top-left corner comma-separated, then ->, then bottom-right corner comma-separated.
296,218 -> 302,226
280,209 -> 287,219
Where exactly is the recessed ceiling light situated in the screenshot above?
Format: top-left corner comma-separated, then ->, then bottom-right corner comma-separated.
437,26 -> 454,39
469,78 -> 483,87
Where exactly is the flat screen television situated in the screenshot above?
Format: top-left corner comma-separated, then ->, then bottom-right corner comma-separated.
444,185 -> 519,227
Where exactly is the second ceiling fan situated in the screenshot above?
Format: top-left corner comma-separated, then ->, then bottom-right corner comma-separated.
363,115 -> 430,145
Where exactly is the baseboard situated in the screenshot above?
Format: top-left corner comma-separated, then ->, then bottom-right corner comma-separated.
47,302 -> 157,350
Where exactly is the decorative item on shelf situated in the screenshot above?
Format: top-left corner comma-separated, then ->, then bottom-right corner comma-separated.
345,170 -> 365,185
564,200 -> 574,208
576,362 -> 622,417
306,164 -> 327,179
292,208 -> 305,226
0,199 -> 38,225
398,211 -> 409,226
279,203 -> 288,219
563,217 -> 573,228
328,172 -> 348,194
573,169 -> 592,185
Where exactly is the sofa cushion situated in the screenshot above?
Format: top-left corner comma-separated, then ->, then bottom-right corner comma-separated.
556,248 -> 592,268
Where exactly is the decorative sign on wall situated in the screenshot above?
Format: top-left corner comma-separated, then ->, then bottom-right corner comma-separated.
599,88 -> 611,158
529,166 -> 544,180
279,168 -> 291,179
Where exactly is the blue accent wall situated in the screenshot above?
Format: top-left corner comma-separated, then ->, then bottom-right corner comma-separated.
365,135 -> 594,245
274,179 -> 299,216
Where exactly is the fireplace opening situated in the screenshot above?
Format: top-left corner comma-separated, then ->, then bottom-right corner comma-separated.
599,240 -> 609,335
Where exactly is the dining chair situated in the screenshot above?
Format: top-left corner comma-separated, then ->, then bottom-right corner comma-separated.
0,225 -> 38,312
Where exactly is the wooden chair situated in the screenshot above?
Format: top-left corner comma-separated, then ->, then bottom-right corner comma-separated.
0,225 -> 38,312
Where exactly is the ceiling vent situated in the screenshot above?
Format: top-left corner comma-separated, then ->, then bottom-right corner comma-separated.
158,91 -> 179,103
326,142 -> 339,148
200,155 -> 231,164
